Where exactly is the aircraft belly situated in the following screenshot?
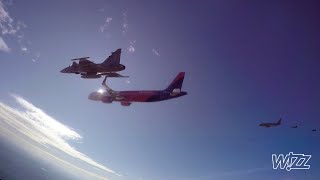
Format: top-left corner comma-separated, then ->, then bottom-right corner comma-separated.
119,92 -> 157,102
126,95 -> 150,102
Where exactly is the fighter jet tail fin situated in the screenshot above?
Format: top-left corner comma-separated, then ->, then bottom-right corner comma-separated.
102,48 -> 121,66
164,72 -> 185,92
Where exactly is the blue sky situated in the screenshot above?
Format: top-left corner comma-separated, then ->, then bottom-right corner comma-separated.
0,0 -> 319,179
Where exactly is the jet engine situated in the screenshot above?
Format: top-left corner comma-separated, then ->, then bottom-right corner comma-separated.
121,102 -> 131,106
101,96 -> 113,103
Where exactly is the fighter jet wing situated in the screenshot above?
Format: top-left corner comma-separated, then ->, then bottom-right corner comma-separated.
98,72 -> 129,77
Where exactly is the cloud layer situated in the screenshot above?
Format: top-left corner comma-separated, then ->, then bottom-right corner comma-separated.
0,94 -> 121,179
0,1 -> 28,53
0,36 -> 9,52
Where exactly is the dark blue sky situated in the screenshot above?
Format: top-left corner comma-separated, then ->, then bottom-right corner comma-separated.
0,0 -> 319,179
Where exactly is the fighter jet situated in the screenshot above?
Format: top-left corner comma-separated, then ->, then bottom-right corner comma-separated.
291,125 -> 298,128
88,72 -> 187,106
259,118 -> 282,128
60,48 -> 126,79
312,129 -> 317,132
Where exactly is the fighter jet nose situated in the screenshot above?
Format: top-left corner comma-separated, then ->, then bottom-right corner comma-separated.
60,68 -> 68,73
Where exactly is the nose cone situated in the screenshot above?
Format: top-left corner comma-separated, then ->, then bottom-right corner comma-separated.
60,67 -> 69,73
88,92 -> 101,101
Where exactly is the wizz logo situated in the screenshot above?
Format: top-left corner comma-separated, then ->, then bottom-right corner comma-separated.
272,152 -> 311,171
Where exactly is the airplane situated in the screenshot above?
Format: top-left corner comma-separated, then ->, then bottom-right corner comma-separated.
290,125 -> 298,128
60,48 -> 127,79
259,118 -> 282,128
312,129 -> 317,132
88,72 -> 187,106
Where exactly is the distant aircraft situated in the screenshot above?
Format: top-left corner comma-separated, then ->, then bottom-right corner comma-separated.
291,125 -> 298,128
88,72 -> 187,106
60,48 -> 127,78
259,118 -> 282,128
312,129 -> 317,132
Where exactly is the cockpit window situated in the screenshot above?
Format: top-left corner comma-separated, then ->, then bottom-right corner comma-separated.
70,62 -> 77,67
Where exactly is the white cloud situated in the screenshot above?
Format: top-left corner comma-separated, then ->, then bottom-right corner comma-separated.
0,1 -> 29,54
0,36 -> 10,52
0,94 -> 121,178
0,0 -> 16,35
106,17 -> 112,23
32,52 -> 40,62
127,40 -> 136,53
100,17 -> 112,33
21,46 -> 27,52
122,12 -> 128,36
128,45 -> 135,53
41,167 -> 47,172
152,48 -> 160,56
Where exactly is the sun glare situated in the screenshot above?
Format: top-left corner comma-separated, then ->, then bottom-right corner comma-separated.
97,89 -> 105,94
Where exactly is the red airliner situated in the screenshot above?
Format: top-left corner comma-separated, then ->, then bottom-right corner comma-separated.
88,72 -> 187,106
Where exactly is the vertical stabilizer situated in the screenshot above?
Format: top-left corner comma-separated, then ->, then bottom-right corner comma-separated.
102,48 -> 121,66
165,72 -> 185,92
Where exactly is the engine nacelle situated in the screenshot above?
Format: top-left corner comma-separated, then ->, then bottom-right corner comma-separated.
101,96 -> 113,103
121,102 -> 131,106
81,74 -> 101,79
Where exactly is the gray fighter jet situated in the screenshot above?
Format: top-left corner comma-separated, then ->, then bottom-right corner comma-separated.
259,118 -> 282,128
60,48 -> 127,79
